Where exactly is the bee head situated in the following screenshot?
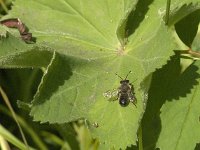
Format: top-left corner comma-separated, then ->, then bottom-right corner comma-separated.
120,80 -> 129,84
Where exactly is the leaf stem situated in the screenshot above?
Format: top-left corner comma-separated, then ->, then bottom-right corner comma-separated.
0,105 -> 48,150
176,49 -> 200,59
165,0 -> 171,25
0,134 -> 10,150
0,0 -> 8,13
138,125 -> 143,150
0,86 -> 29,150
187,49 -> 200,58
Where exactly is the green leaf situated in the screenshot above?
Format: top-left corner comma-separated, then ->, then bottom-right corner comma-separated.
116,0 -> 138,44
141,55 -> 179,150
0,25 -> 7,38
165,0 -> 200,26
0,124 -> 35,150
74,122 -> 99,150
2,0 -> 182,148
156,60 -> 200,150
6,0 -> 125,51
0,32 -> 52,68
56,124 -> 79,150
175,9 -> 200,47
192,22 -> 200,51
0,32 -> 28,57
142,54 -> 200,150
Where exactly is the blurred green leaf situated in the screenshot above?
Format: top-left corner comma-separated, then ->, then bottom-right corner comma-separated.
0,105 -> 48,150
0,69 -> 42,102
0,124 -> 35,150
74,122 -> 99,150
56,124 -> 79,150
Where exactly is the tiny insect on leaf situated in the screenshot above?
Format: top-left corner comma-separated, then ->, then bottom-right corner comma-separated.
104,71 -> 137,107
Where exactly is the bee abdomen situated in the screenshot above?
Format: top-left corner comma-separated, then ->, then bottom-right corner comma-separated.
119,94 -> 129,107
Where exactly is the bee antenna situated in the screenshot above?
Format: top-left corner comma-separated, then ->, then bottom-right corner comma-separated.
131,79 -> 137,84
115,72 -> 123,80
125,71 -> 132,80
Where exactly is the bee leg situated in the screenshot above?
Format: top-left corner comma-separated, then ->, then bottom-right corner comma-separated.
130,99 -> 137,107
129,95 -> 137,107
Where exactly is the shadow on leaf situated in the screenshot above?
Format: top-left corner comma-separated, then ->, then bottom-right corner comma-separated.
33,53 -> 72,105
142,53 -> 200,149
125,0 -> 154,37
175,9 -> 200,47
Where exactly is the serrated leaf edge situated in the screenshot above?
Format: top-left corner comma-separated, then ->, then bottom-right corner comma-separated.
168,2 -> 200,26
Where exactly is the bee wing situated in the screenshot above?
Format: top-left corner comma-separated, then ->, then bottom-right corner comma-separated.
103,89 -> 118,99
128,92 -> 137,104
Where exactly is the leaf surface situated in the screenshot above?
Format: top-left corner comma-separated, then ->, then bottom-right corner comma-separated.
192,22 -> 200,51
156,60 -> 200,150
165,0 -> 200,26
0,28 -> 52,68
1,0 -> 181,148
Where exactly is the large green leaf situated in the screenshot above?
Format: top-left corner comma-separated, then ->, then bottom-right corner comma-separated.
5,0 -> 138,52
0,0 -> 186,148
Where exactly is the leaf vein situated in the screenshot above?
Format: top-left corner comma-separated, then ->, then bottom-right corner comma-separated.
174,86 -> 198,149
62,0 -> 112,46
34,31 -> 115,52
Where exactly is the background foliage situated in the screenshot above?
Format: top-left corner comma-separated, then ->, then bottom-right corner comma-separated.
0,0 -> 200,149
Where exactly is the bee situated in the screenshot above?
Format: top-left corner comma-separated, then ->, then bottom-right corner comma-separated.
103,71 -> 136,107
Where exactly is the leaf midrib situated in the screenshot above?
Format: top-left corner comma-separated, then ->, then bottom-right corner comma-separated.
174,85 -> 198,150
33,31 -> 115,51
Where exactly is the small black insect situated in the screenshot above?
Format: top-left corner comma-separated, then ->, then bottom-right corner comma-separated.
103,71 -> 136,107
